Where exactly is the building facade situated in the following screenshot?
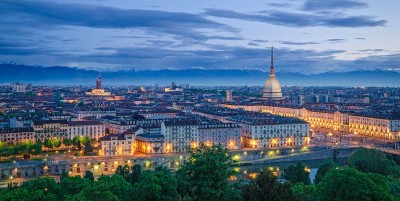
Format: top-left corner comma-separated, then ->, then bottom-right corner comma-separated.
67,121 -> 105,140
99,130 -> 135,156
198,123 -> 241,150
0,128 -> 35,142
161,120 -> 199,153
32,120 -> 68,141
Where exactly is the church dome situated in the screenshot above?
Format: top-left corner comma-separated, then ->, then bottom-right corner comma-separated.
263,74 -> 282,96
262,47 -> 283,100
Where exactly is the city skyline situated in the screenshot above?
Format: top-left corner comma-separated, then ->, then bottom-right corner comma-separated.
1,0 -> 400,74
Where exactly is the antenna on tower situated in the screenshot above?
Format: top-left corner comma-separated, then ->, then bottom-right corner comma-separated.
271,46 -> 274,69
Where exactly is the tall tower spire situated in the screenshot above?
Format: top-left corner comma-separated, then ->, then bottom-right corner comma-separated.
96,73 -> 102,89
270,46 -> 275,75
271,46 -> 274,69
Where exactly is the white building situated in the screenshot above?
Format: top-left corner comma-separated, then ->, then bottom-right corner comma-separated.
32,120 -> 68,141
67,121 -> 105,140
99,130 -> 135,156
161,120 -> 199,153
349,115 -> 400,140
229,114 -> 309,148
64,109 -> 116,120
0,128 -> 35,142
263,47 -> 283,100
13,83 -> 26,93
198,123 -> 241,150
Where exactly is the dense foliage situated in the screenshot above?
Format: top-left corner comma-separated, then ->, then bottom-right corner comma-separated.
1,147 -> 400,201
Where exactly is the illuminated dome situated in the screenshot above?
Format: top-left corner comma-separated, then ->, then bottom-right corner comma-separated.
263,47 -> 283,100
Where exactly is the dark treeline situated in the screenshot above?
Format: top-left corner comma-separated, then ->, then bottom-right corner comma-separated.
1,146 -> 400,201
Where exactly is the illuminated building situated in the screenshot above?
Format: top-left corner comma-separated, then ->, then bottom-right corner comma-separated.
99,130 -> 135,156
198,123 -> 241,150
134,124 -> 165,154
135,134 -> 165,154
67,121 -> 105,140
226,89 -> 233,102
161,120 -> 199,153
229,114 -> 309,148
164,82 -> 183,92
263,47 -> 283,100
223,103 -> 400,140
32,120 -> 68,141
85,74 -> 111,96
64,108 -> 116,120
349,114 -> 400,140
0,128 -> 35,142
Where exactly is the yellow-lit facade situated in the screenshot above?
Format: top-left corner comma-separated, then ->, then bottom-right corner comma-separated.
240,123 -> 309,148
99,132 -> 135,156
349,115 -> 400,140
223,103 -> 399,140
198,123 -> 242,150
134,135 -> 165,154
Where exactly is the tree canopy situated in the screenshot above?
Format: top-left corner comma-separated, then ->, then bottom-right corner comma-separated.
317,167 -> 396,201
348,148 -> 400,177
242,169 -> 294,201
283,162 -> 311,185
175,144 -> 236,201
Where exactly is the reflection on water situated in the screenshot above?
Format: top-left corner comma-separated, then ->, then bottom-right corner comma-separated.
234,158 -> 348,183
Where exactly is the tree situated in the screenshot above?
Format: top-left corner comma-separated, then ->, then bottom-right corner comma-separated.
115,165 -> 130,180
62,138 -> 73,148
283,162 -> 311,185
241,169 -> 294,201
6,141 -> 14,147
43,139 -> 53,149
314,159 -> 336,184
72,137 -> 81,150
175,144 -> 236,201
81,136 -> 90,145
28,142 -> 42,157
132,166 -> 179,201
291,183 -> 316,201
83,141 -> 93,154
348,148 -> 400,177
20,177 -> 61,199
60,171 -> 69,181
127,164 -> 142,185
84,171 -> 95,182
60,175 -> 91,199
0,147 -> 13,159
52,139 -> 62,148
317,167 -> 396,201
93,175 -> 132,201
0,188 -> 55,201
72,186 -> 119,201
13,142 -> 29,155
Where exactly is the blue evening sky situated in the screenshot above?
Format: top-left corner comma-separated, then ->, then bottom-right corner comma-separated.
0,0 -> 399,73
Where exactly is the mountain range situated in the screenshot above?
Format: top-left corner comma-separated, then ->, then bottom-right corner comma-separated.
1,64 -> 399,87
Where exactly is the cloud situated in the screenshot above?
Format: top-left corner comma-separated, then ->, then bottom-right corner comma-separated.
253,39 -> 269,43
203,8 -> 387,28
0,0 -> 235,41
358,49 -> 385,52
280,41 -> 319,45
354,37 -> 366,40
32,45 -> 348,73
326,39 -> 346,43
303,0 -> 368,11
247,42 -> 259,46
267,3 -> 292,8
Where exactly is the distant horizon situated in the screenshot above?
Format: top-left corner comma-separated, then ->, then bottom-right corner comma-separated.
1,63 -> 400,87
